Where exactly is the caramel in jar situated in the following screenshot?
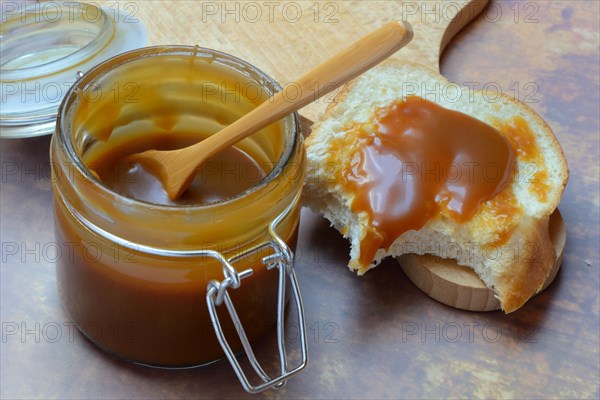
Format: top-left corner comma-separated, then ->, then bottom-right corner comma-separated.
51,47 -> 305,366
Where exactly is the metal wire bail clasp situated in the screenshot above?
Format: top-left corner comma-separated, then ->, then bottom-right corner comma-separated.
206,210 -> 308,394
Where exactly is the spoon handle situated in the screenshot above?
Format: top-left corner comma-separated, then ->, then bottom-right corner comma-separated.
192,21 -> 413,159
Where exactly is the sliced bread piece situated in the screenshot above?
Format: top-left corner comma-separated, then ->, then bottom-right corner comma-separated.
304,60 -> 569,312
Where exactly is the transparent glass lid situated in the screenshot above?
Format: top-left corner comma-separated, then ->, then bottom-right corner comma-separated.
0,1 -> 147,138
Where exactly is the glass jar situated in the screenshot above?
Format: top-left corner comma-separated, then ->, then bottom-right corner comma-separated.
50,46 -> 307,393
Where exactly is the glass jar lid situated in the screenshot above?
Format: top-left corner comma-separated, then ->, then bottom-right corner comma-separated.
0,1 -> 147,138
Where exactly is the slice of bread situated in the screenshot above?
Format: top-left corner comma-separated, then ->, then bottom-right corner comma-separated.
304,60 -> 569,313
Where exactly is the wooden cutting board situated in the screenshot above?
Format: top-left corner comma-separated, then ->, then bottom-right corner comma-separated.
140,0 -> 491,121
139,0 -> 565,311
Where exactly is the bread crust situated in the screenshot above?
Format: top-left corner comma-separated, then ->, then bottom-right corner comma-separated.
493,215 -> 555,312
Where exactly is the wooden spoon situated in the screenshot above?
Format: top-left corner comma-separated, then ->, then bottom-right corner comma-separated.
129,21 -> 413,200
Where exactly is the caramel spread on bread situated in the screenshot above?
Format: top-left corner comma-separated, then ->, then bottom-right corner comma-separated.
333,96 -> 516,266
496,116 -> 550,203
304,60 -> 569,312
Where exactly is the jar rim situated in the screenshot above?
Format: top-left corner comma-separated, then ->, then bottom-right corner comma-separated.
55,45 -> 302,211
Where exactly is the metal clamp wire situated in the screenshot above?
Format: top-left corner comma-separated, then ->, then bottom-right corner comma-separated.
205,191 -> 307,393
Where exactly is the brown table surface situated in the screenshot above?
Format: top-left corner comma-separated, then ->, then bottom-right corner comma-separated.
1,1 -> 599,399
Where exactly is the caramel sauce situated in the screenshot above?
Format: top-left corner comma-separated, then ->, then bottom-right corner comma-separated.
55,205 -> 298,366
72,54 -> 284,206
495,116 -> 549,202
340,96 -> 516,266
90,134 -> 266,206
531,170 -> 549,202
475,189 -> 521,246
501,116 -> 539,162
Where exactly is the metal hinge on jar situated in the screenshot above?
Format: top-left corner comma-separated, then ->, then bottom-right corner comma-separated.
206,204 -> 308,394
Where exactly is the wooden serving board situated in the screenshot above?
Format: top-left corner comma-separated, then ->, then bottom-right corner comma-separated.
138,0 -> 565,311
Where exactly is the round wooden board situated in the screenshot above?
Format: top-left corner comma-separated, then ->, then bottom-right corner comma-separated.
398,209 -> 566,312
